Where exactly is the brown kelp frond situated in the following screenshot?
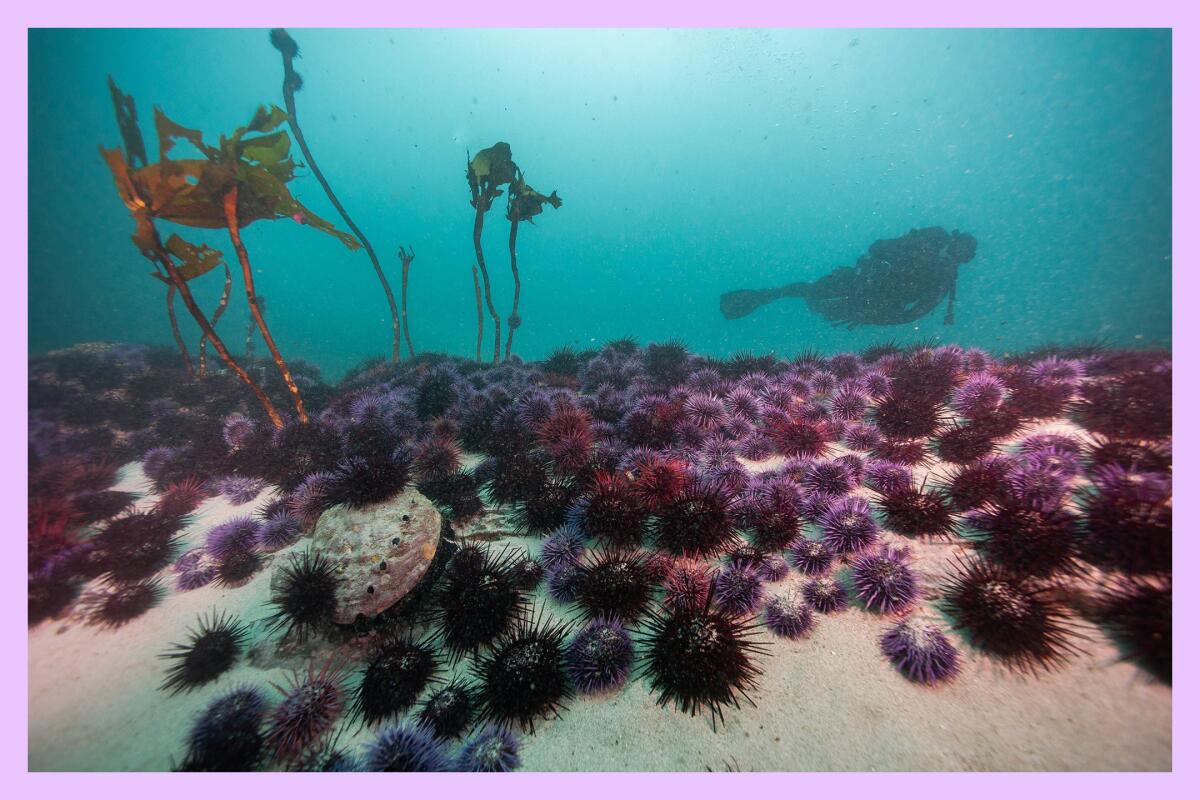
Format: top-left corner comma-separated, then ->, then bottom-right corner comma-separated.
101,101 -> 359,250
468,142 -> 518,211
107,75 -> 148,168
100,78 -> 287,427
508,173 -> 562,224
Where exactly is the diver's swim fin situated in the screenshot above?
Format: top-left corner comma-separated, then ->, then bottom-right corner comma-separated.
720,282 -> 810,320
720,289 -> 775,320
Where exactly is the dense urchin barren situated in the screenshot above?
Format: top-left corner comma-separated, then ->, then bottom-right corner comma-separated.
26,338 -> 1174,767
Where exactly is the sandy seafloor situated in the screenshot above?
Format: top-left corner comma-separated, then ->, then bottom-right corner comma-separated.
28,420 -> 1171,772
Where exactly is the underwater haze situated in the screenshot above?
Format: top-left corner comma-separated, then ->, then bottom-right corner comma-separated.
29,28 -> 1171,378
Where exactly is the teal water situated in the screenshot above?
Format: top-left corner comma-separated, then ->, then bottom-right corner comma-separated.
28,28 -> 1171,378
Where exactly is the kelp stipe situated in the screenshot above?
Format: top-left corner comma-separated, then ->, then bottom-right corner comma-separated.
269,28 -> 404,363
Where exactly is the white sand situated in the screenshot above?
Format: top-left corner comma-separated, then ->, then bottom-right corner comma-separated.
28,422 -> 1171,771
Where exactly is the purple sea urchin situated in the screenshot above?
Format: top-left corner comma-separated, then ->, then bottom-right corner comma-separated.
951,373 -> 1005,418
818,495 -> 879,554
457,725 -> 522,772
763,591 -> 815,638
759,553 -> 789,581
179,686 -> 268,771
363,723 -> 452,772
787,536 -> 833,576
539,524 -> 586,569
714,561 -> 765,616
565,616 -> 635,694
803,577 -> 848,614
850,545 -> 920,615
256,511 -> 302,551
880,618 -> 960,684
214,475 -> 265,506
205,516 -> 261,561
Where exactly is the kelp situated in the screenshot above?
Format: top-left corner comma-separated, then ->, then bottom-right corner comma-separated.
148,235 -> 230,377
269,28 -> 404,363
467,142 -> 517,363
398,246 -> 417,358
100,77 -> 359,427
198,264 -> 233,378
503,172 -> 562,359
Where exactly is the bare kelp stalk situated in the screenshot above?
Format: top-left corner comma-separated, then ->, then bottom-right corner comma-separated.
163,283 -> 194,376
504,171 -> 561,360
198,264 -> 231,377
472,264 -> 484,362
398,246 -> 417,358
224,185 -> 308,423
269,28 -> 403,363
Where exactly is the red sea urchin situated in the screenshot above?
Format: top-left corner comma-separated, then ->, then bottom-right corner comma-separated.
265,660 -> 350,766
648,476 -> 739,558
573,470 -> 649,548
938,557 -> 1082,673
877,486 -> 957,540
572,550 -> 656,622
1094,580 -> 1171,684
965,497 -> 1080,579
264,550 -> 341,643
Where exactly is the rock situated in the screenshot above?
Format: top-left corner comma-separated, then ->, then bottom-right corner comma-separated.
307,487 -> 444,624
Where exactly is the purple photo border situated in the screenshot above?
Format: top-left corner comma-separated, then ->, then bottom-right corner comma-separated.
4,0 -> 1193,795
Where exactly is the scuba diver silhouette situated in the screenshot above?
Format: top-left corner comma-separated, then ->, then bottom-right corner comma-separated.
719,226 -> 978,329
